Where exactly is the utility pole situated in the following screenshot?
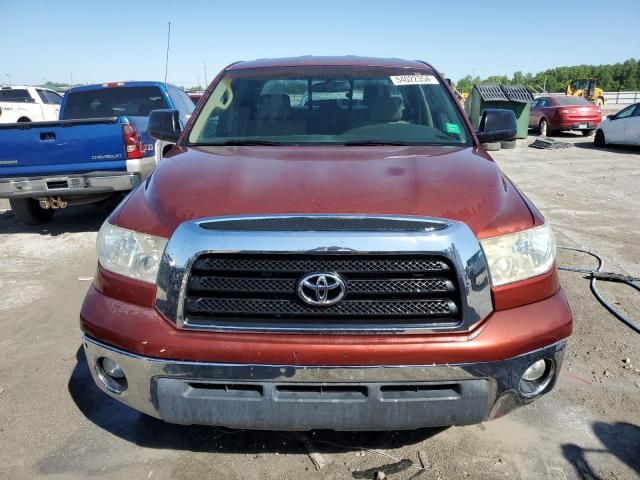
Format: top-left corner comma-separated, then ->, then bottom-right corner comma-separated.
203,60 -> 208,87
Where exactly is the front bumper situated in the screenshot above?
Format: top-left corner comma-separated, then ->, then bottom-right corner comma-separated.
558,122 -> 599,131
0,171 -> 140,198
83,334 -> 566,431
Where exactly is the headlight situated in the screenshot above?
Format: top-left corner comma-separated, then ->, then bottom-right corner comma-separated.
97,222 -> 168,284
480,223 -> 555,287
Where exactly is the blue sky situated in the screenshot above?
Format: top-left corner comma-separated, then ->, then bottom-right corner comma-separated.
2,0 -> 638,87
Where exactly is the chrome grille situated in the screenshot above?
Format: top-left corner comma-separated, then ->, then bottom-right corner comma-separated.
183,253 -> 462,330
189,277 -> 453,295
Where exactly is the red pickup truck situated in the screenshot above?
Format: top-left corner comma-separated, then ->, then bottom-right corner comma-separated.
80,56 -> 572,430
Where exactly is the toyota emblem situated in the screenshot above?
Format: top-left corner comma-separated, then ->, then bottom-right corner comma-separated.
297,273 -> 346,306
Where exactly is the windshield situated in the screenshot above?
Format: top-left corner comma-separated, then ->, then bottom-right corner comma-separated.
188,67 -> 470,146
570,79 -> 591,91
62,86 -> 168,119
555,96 -> 592,106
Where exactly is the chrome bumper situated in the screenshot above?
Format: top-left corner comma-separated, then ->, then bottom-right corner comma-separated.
0,172 -> 140,198
83,335 -> 566,431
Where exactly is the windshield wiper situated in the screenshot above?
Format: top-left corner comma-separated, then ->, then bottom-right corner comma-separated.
195,140 -> 284,146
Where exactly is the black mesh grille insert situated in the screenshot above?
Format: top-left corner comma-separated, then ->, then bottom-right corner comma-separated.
193,257 -> 448,273
186,298 -> 456,317
184,253 -> 462,330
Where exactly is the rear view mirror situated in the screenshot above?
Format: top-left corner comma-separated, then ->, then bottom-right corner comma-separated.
148,109 -> 181,142
476,109 -> 517,144
312,80 -> 351,92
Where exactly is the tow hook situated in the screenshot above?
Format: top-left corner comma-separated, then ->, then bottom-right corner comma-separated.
39,197 -> 68,209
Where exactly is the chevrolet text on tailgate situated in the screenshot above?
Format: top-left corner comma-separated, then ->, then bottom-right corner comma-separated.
81,57 -> 572,431
0,81 -> 194,224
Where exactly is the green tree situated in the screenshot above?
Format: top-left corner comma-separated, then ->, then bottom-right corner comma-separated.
456,59 -> 640,92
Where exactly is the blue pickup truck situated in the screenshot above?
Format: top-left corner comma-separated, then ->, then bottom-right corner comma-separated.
0,81 -> 194,224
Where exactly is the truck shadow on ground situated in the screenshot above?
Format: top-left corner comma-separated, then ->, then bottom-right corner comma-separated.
0,204 -> 110,235
562,422 -> 640,479
527,131 -> 640,154
68,347 -> 445,454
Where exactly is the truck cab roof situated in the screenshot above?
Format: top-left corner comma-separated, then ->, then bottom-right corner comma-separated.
227,55 -> 434,71
68,81 -> 180,93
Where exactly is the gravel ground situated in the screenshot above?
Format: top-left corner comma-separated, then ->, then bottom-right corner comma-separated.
0,125 -> 638,479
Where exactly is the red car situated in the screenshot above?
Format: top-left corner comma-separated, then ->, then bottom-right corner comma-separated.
187,91 -> 204,105
80,56 -> 572,431
529,95 -> 602,136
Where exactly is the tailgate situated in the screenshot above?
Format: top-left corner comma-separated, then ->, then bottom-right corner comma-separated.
0,117 -> 126,177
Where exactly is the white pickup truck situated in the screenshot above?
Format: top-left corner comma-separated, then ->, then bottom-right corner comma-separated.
0,86 -> 63,123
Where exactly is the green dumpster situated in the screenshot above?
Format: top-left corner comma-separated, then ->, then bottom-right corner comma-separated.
465,84 -> 534,139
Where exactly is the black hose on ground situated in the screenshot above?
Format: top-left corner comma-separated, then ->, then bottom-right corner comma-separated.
558,246 -> 640,334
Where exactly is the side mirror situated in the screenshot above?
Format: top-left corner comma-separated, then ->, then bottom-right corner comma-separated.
476,109 -> 517,144
148,109 -> 181,142
607,114 -> 615,120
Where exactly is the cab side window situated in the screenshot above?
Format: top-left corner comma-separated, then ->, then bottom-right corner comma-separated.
36,89 -> 50,103
44,90 -> 63,105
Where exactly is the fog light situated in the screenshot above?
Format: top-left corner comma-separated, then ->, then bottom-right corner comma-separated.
101,357 -> 125,379
96,357 -> 128,394
522,359 -> 546,381
519,359 -> 554,398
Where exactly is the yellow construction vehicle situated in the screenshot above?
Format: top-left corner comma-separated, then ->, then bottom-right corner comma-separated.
566,78 -> 605,106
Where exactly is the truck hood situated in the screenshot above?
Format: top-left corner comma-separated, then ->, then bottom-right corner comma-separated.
114,145 -> 535,239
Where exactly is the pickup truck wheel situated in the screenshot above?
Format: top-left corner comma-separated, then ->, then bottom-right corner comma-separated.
9,198 -> 55,225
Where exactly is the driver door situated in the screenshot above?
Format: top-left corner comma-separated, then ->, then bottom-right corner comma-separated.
607,104 -> 636,144
36,89 -> 63,120
624,104 -> 640,145
529,99 -> 544,128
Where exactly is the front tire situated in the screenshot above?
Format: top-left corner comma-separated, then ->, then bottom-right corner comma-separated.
9,198 -> 55,225
500,139 -> 517,149
594,129 -> 606,147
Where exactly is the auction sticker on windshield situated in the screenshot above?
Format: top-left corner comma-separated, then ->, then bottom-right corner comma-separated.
445,122 -> 461,134
390,75 -> 439,86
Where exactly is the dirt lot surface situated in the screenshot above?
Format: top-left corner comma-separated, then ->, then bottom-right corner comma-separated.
0,128 -> 638,479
